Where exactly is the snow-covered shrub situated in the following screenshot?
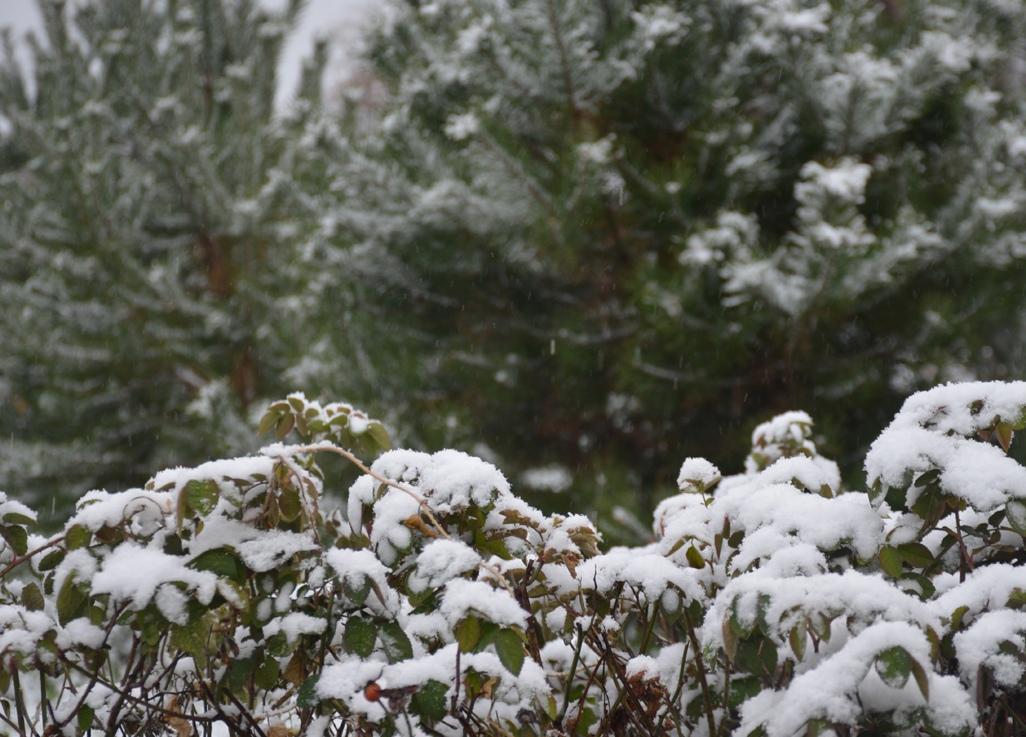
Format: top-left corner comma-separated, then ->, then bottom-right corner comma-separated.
7,383 -> 1026,735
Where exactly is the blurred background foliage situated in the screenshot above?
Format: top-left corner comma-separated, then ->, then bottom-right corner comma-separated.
3,0 -> 1026,539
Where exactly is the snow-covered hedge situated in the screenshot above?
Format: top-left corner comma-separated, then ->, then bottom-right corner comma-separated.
5,383 -> 1026,735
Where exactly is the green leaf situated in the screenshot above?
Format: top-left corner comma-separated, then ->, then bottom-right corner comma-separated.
380,620 -> 413,662
297,675 -> 321,709
21,582 -> 45,611
909,655 -> 930,700
275,413 -> 296,440
412,679 -> 448,721
899,572 -> 936,600
169,614 -> 212,670
184,479 -> 220,518
38,548 -> 66,571
267,632 -> 292,658
875,646 -> 913,689
868,481 -> 886,507
188,548 -> 246,584
685,545 -> 706,569
344,616 -> 376,658
996,423 -> 1014,452
723,615 -> 739,662
476,621 -> 500,653
789,619 -> 807,662
367,421 -> 391,451
57,574 -> 88,626
897,542 -> 935,569
226,657 -> 255,691
257,410 -> 280,437
1007,500 -> 1026,536
66,525 -> 91,550
279,487 -> 302,522
3,524 -> 27,556
77,705 -> 95,734
726,675 -> 763,709
456,616 -> 482,653
735,636 -> 777,680
2,512 -> 34,526
879,546 -> 903,578
539,693 -> 559,720
255,655 -> 280,691
342,576 -> 371,606
494,628 -> 525,676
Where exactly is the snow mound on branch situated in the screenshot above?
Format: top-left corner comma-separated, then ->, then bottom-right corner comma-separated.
866,381 -> 1026,511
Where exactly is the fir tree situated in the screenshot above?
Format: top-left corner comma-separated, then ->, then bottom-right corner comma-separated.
0,0 -> 323,512
304,0 -> 1026,530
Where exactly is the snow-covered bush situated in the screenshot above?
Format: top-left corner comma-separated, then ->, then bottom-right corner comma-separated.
7,382 -> 1026,735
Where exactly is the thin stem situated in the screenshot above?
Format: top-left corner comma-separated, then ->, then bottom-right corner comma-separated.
12,669 -> 32,736
559,624 -> 585,725
54,601 -> 131,731
60,658 -> 218,727
954,508 -> 970,583
639,599 -> 659,654
451,645 -> 462,715
683,606 -> 718,737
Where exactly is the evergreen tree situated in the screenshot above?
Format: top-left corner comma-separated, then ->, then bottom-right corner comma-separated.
0,0 -> 325,512
300,0 -> 1026,530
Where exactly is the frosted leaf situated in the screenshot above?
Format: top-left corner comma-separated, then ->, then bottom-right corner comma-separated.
707,569 -> 936,652
68,488 -> 175,537
264,612 -> 326,646
439,579 -> 526,628
625,654 -> 660,681
716,482 -> 883,562
954,610 -> 1026,687
0,605 -> 54,658
235,528 -> 320,572
746,410 -> 816,473
0,492 -> 36,525
578,549 -> 706,604
457,21 -> 490,56
154,584 -> 190,625
865,382 -> 1026,511
653,491 -> 709,539
753,455 -> 841,497
59,618 -> 107,650
737,621 -> 972,737
676,457 -> 721,493
934,564 -> 1026,625
90,544 -> 219,612
325,548 -> 402,616
188,516 -> 319,573
409,539 -> 481,593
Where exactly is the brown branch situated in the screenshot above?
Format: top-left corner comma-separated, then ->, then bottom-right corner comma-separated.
0,534 -> 66,579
